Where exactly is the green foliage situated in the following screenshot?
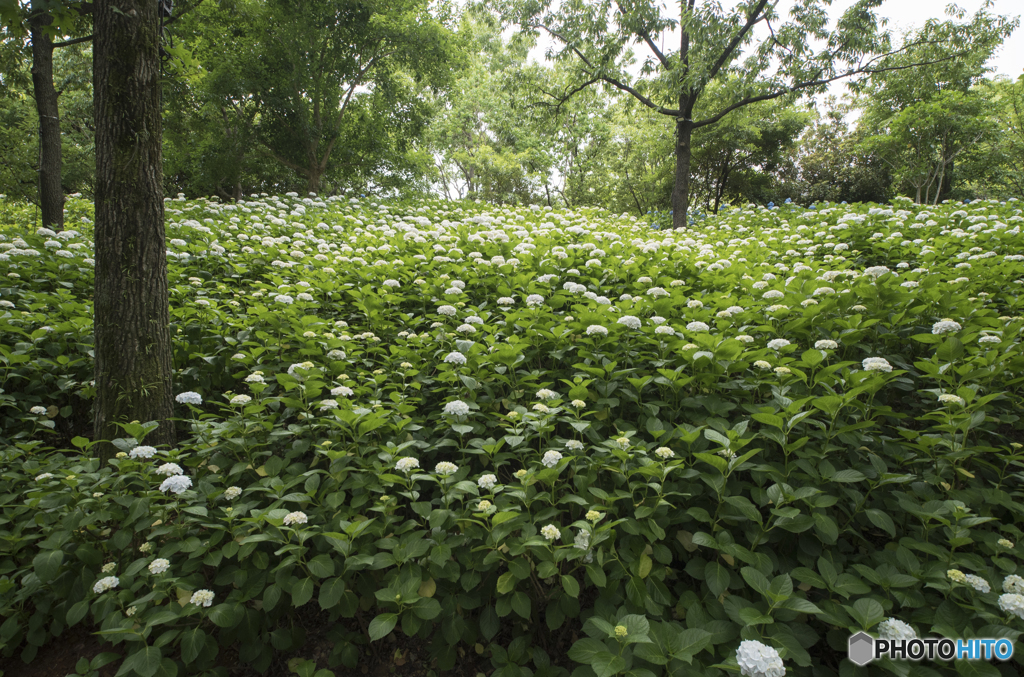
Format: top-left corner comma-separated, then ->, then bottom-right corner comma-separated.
164,0 -> 465,198
0,39 -> 94,203
2,193 -> 1024,676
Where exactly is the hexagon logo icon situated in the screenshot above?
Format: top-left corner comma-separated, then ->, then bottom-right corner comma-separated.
848,632 -> 875,666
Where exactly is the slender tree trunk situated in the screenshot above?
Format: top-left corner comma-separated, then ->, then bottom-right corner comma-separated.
30,2 -> 65,231
93,0 -> 176,455
306,169 -> 321,195
672,118 -> 693,229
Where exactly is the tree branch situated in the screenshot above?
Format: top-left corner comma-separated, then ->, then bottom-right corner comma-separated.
704,0 -> 771,85
694,53 -> 963,130
53,34 -> 92,48
528,22 -> 680,116
616,2 -> 670,70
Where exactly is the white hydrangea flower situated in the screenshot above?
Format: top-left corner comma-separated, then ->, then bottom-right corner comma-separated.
148,558 -> 170,575
932,319 -> 962,334
331,386 -> 354,397
767,339 -> 790,350
435,461 -> 458,476
541,450 -> 562,468
129,445 -> 158,459
478,474 -> 497,490
586,325 -> 609,336
159,475 -> 192,495
938,393 -> 965,406
965,574 -> 990,593
283,511 -> 308,526
686,321 -> 710,332
229,394 -> 251,405
617,316 -> 641,329
526,294 -> 544,307
93,576 -> 119,594
176,391 -> 202,405
396,458 -> 419,473
862,357 -> 892,372
443,400 -> 470,416
190,590 -> 215,607
878,618 -> 916,640
998,593 -> 1024,620
736,335 -> 754,343
814,340 -> 838,350
654,447 -> 674,459
541,524 -> 561,541
754,360 -> 772,370
736,640 -> 785,677
536,389 -> 558,400
319,399 -> 339,411
444,351 -> 467,365
155,463 -> 183,476
224,486 -> 242,500
1003,574 -> 1024,594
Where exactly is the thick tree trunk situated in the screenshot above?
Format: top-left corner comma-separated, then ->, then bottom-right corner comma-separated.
93,0 -> 176,455
30,3 -> 65,231
672,118 -> 693,230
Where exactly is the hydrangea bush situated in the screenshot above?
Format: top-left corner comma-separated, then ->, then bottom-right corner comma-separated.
1,194 -> 1024,676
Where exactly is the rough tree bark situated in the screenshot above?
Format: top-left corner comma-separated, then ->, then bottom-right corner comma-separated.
672,119 -> 693,229
93,0 -> 176,454
29,0 -> 64,231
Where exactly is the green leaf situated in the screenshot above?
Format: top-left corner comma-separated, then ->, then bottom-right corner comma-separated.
319,578 -> 346,609
937,337 -> 964,362
955,660 -> 1001,677
511,591 -> 531,619
674,628 -> 712,662
292,578 -> 315,607
741,567 -> 770,596
705,561 -> 730,597
180,628 -> 206,664
864,509 -> 896,537
587,564 -> 607,587
412,597 -> 442,620
208,604 -> 243,628
780,597 -> 822,614
562,575 -> 580,598
497,572 -> 516,595
568,638 -> 606,664
33,550 -> 63,583
845,598 -> 884,630
368,613 -> 397,641
592,651 -> 627,677
308,554 -> 335,578
830,469 -> 867,483
124,646 -> 162,677
66,600 -> 89,626
752,413 -> 784,429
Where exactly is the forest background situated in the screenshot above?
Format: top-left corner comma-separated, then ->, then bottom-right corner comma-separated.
0,0 -> 1023,229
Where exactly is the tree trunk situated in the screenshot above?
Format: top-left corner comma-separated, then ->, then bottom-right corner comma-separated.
29,2 -> 64,231
672,118 -> 693,229
93,0 -> 176,456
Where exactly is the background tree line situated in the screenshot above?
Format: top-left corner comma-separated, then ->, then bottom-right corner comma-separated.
1,0 -> 1021,225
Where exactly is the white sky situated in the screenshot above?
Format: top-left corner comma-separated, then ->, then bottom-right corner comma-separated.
525,0 -> 1023,94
